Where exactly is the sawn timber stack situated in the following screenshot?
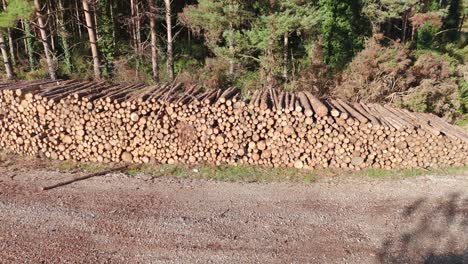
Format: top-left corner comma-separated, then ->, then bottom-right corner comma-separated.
1,80 -> 467,170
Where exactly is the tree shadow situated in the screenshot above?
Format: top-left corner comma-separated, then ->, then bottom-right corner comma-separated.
377,193 -> 468,264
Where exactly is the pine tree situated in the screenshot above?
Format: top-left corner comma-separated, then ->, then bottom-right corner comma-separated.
181,0 -> 252,79
441,0 -> 462,42
319,0 -> 370,69
245,0 -> 318,86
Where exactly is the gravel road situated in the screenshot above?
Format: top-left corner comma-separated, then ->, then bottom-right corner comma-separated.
0,165 -> 467,263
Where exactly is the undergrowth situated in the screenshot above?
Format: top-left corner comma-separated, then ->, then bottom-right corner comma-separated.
48,160 -> 467,183
131,164 -> 318,184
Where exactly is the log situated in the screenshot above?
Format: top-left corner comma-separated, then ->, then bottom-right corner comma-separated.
297,92 -> 313,117
41,165 -> 128,191
304,92 -> 328,117
0,80 -> 466,171
337,99 -> 368,124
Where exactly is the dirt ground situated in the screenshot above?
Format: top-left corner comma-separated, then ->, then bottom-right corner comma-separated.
0,160 -> 467,263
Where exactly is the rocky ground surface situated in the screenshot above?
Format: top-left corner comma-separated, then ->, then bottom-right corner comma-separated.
0,158 -> 467,263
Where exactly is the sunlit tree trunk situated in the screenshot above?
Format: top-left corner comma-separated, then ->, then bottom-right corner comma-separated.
34,0 -> 57,80
110,0 -> 116,47
164,0 -> 174,81
7,29 -> 15,66
458,14 -> 465,34
82,0 -> 101,80
402,11 -> 408,43
283,32 -> 289,81
0,31 -> 14,79
130,0 -> 141,77
227,22 -> 235,78
149,0 -> 159,82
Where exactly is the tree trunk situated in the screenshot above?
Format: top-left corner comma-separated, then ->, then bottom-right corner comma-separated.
93,2 -> 99,37
264,1 -> 277,88
110,0 -> 116,47
227,22 -> 235,78
34,0 -> 57,80
130,0 -> 141,77
75,0 -> 83,38
458,14 -> 465,34
58,0 -> 72,73
82,0 -> 101,80
264,36 -> 276,88
228,39 -> 234,77
130,0 -> 137,53
1,0 -> 15,66
47,5 -> 56,52
402,11 -> 408,43
164,0 -> 174,81
0,31 -> 14,79
283,32 -> 289,81
149,0 -> 159,82
23,20 -> 36,71
7,29 -> 15,66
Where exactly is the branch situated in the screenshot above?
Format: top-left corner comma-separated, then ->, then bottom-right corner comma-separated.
434,28 -> 459,36
239,54 -> 261,62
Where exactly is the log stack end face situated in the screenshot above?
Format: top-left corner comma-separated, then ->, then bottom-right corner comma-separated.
0,80 -> 467,170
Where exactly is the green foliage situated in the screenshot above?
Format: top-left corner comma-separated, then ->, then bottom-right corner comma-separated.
444,43 -> 468,63
0,0 -> 33,28
1,0 -> 466,123
319,0 -> 370,68
182,0 -> 319,84
174,57 -> 202,75
440,0 -> 462,42
68,47 -> 95,80
181,0 -> 252,77
17,68 -> 48,81
235,70 -> 260,93
459,79 -> 468,113
417,23 -> 439,49
455,114 -> 468,128
244,0 -> 319,83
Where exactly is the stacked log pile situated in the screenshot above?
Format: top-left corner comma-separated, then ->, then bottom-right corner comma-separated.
1,80 -> 467,170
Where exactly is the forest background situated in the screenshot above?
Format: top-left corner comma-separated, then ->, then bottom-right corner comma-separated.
0,0 -> 467,124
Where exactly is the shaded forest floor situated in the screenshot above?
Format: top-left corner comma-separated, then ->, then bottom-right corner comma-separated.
0,153 -> 467,263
